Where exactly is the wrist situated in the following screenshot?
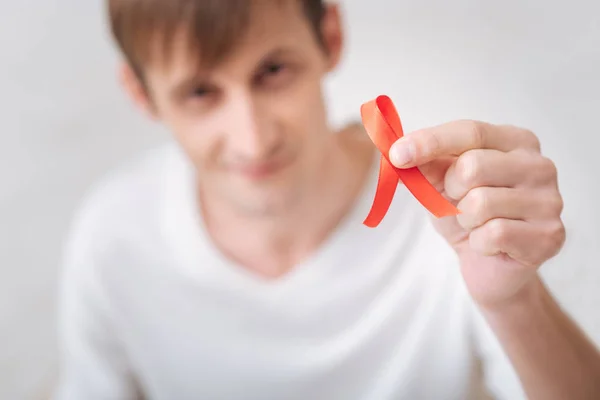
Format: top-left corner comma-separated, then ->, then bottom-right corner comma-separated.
477,275 -> 548,321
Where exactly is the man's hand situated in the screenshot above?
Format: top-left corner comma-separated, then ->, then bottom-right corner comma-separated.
389,120 -> 566,308
389,121 -> 600,399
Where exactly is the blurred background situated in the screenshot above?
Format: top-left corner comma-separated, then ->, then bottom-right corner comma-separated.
1,0 -> 599,398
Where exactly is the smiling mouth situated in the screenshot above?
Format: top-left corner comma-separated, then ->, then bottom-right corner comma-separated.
233,157 -> 293,180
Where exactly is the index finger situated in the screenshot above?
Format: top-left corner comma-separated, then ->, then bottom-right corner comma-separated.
389,120 -> 540,168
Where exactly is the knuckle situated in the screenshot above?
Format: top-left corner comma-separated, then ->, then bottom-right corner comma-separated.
422,130 -> 442,159
486,218 -> 510,247
548,194 -> 565,216
541,221 -> 566,260
535,190 -> 564,217
466,187 -> 490,217
537,156 -> 558,182
465,120 -> 486,148
522,128 -> 541,151
458,188 -> 489,230
524,156 -> 557,185
549,221 -> 566,250
456,150 -> 483,188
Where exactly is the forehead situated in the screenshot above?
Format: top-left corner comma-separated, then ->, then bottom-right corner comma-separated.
145,1 -> 318,82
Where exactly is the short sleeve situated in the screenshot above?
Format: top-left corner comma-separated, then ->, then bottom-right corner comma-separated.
53,205 -> 141,400
470,300 -> 528,400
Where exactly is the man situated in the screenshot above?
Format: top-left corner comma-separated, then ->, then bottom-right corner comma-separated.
54,0 -> 600,399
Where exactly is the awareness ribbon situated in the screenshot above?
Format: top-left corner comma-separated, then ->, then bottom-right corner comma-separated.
360,95 -> 460,228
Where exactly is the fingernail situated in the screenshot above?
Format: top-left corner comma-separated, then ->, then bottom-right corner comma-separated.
390,139 -> 414,167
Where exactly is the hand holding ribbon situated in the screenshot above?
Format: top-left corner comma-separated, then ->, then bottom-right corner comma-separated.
360,94 -> 565,309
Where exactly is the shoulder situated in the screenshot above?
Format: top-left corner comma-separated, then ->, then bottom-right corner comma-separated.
62,143 -> 176,268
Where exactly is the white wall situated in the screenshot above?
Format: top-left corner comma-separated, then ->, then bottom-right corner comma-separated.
1,0 -> 599,398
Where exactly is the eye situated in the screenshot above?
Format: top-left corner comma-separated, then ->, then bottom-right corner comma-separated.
264,62 -> 285,75
256,61 -> 291,86
182,83 -> 219,111
191,85 -> 211,98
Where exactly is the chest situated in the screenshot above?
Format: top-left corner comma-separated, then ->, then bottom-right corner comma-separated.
112,229 -> 476,400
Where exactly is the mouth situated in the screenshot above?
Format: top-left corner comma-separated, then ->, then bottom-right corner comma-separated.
232,157 -> 293,180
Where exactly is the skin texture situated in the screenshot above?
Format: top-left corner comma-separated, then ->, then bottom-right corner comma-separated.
118,1 -> 600,398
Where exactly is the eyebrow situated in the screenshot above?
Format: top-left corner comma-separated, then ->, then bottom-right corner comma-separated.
258,47 -> 298,64
168,46 -> 299,99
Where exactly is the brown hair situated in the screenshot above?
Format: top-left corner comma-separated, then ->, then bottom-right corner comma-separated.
107,0 -> 326,78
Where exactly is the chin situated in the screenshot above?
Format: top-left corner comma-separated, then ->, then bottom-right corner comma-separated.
227,186 -> 302,218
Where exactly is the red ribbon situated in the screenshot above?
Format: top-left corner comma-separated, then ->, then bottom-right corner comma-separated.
360,95 -> 460,228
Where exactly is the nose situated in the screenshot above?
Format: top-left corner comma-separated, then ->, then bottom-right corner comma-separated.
225,92 -> 280,161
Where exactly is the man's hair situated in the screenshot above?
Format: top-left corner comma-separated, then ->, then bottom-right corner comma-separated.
107,0 -> 327,78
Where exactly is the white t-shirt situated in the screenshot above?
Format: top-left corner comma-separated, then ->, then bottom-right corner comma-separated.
54,142 -> 526,400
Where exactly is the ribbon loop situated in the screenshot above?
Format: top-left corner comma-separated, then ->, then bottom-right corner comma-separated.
361,95 -> 460,227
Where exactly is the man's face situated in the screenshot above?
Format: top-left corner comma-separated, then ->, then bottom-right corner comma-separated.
127,2 -> 343,216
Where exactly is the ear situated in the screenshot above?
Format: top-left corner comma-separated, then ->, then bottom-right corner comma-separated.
118,63 -> 157,120
321,3 -> 344,72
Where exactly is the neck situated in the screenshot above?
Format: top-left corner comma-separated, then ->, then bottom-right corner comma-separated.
200,123 -> 375,279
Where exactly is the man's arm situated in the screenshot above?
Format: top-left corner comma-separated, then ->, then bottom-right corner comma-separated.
385,118 -> 600,399
480,277 -> 600,400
